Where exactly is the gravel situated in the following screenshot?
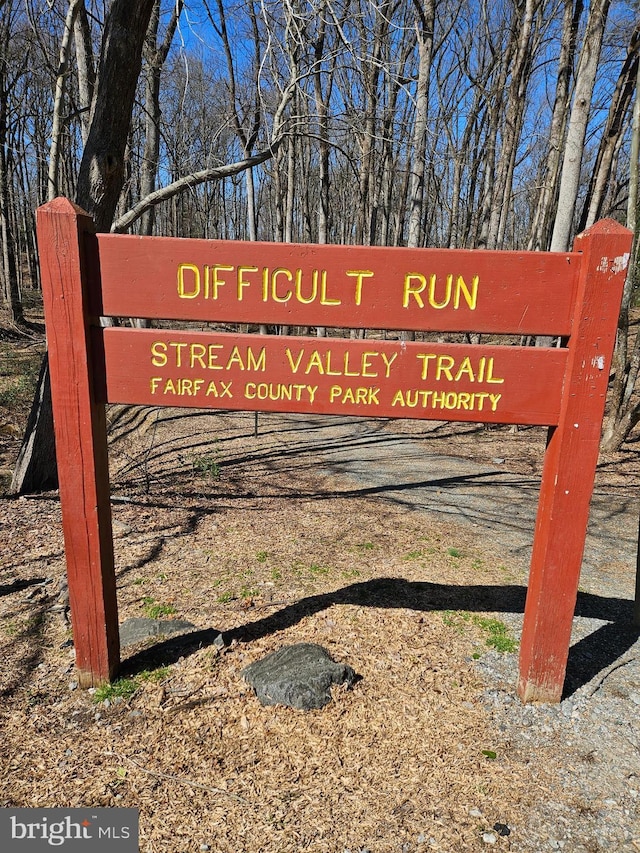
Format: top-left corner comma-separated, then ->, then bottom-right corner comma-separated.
474,611 -> 640,851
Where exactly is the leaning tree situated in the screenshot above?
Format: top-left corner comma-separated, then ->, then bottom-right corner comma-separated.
11,0 -> 157,493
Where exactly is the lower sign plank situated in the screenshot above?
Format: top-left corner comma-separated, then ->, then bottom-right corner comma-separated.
95,328 -> 566,426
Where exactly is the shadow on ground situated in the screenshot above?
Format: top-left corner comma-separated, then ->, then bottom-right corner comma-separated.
121,577 -> 639,700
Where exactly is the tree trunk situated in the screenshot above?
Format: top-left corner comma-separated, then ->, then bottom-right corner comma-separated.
48,0 -> 82,201
601,404 -> 640,454
528,0 -> 583,251
10,360 -> 57,493
486,0 -> 540,250
313,6 -> 331,245
550,0 -> 610,253
74,1 -> 95,145
600,49 -> 640,451
536,0 -> 609,348
76,0 -> 156,231
578,23 -> 639,231
406,0 -> 435,249
0,2 -> 23,325
12,0 -> 156,495
402,0 -> 434,342
140,0 -> 183,238
476,39 -> 512,249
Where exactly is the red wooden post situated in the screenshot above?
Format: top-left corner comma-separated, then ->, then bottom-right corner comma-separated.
37,198 -> 120,687
518,220 -> 632,703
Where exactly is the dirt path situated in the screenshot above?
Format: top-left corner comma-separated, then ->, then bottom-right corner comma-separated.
291,413 -> 639,600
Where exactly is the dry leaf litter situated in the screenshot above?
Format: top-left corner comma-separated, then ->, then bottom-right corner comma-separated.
0,408 -> 638,852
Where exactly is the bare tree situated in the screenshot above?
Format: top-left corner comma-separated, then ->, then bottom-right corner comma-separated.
485,0 -> 542,250
12,0 -> 157,494
578,22 -> 640,231
601,42 -> 640,452
528,0 -> 584,251
550,0 -> 611,253
406,0 -> 435,250
48,0 -> 83,201
139,0 -> 184,237
0,0 -> 27,325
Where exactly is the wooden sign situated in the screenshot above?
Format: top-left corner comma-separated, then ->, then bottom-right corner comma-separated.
94,329 -> 567,426
37,197 -> 632,703
90,233 -> 578,335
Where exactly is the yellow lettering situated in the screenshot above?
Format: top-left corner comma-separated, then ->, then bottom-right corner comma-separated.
169,342 -> 187,367
285,348 -> 305,373
454,275 -> 479,310
417,353 -> 436,379
226,346 -> 246,370
346,270 -> 374,306
454,356 -> 475,382
244,382 -> 318,404
305,350 -> 325,375
211,264 -> 233,299
190,343 -> 207,369
271,268 -> 293,303
436,355 -> 455,381
177,263 -> 200,298
247,347 -> 267,372
389,388 -> 499,412
361,351 -> 378,378
343,351 -> 360,377
486,357 -> 504,384
403,273 -> 427,308
428,274 -> 452,309
381,352 -> 398,378
319,270 -> 341,305
207,344 -> 224,369
295,269 -> 318,304
324,351 -> 342,376
237,266 -> 259,300
151,341 -> 167,367
329,384 -> 380,406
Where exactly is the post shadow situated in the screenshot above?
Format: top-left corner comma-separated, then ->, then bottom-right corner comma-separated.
120,578 -> 639,699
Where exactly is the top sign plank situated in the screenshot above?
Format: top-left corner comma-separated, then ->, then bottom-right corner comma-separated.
90,234 -> 579,336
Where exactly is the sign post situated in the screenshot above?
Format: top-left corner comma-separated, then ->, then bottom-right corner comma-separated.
38,201 -> 119,686
37,197 -> 632,701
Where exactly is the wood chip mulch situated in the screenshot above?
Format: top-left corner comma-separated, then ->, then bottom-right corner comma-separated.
1,409 -> 566,851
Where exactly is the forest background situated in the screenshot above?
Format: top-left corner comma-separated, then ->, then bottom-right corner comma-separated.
1,0 -> 640,492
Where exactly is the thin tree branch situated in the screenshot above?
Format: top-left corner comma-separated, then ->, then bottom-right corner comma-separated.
111,144 -> 282,233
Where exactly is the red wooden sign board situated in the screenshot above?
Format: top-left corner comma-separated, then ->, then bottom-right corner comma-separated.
37,197 -> 632,703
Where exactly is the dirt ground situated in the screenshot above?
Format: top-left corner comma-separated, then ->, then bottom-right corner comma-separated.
1,324 -> 640,851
